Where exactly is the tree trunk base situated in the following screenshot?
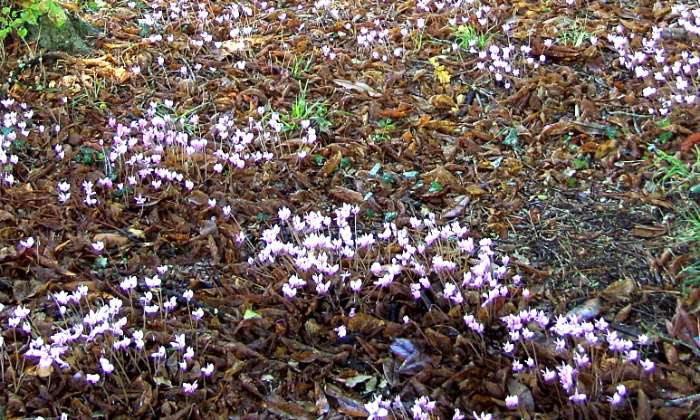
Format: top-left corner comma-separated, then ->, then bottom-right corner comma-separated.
31,12 -> 99,54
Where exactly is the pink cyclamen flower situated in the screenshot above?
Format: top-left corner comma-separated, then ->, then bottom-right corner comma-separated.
505,395 -> 519,410
151,346 -> 166,359
183,289 -> 194,302
183,346 -> 194,361
20,237 -> 35,249
170,334 -> 186,351
364,395 -> 389,420
542,367 -> 557,382
192,307 -> 204,321
202,363 -> 215,377
640,358 -> 655,373
99,357 -> 114,374
569,390 -> 587,404
182,381 -> 198,394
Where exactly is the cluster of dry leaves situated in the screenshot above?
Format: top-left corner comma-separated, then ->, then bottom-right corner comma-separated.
0,0 -> 699,418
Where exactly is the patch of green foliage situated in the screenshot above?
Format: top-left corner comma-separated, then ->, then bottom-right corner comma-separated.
557,19 -> 593,48
654,147 -> 700,293
282,84 -> 330,132
370,118 -> 396,142
678,206 -> 700,291
290,54 -> 313,80
0,0 -> 66,40
654,148 -> 699,192
453,24 -> 489,50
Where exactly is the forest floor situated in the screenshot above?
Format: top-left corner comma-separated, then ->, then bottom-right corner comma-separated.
0,0 -> 699,418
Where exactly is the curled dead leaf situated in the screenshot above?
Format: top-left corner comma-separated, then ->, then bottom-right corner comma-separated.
429,94 -> 457,110
330,187 -> 364,204
601,278 -> 636,302
441,195 -> 470,219
187,191 -> 209,206
93,233 -> 130,248
320,151 -> 342,176
324,383 -> 369,417
465,184 -> 486,196
333,79 -> 381,97
631,224 -> 667,238
0,209 -> 14,223
594,138 -> 617,160
422,166 -> 459,189
680,132 -> 700,153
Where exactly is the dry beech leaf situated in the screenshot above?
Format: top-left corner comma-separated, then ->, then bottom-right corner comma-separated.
601,278 -> 636,302
93,233 -> 130,247
320,151 -> 342,176
333,79 -> 381,97
465,184 -> 486,196
330,187 -> 364,204
324,383 -> 368,417
422,166 -> 459,189
429,94 -> 457,110
637,389 -> 652,420
187,190 -> 209,206
680,132 -> 700,153
441,195 -> 470,219
0,209 -> 14,222
614,304 -> 633,322
631,224 -> 667,238
594,138 -> 617,159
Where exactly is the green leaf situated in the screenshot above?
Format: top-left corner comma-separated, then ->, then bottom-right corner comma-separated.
605,126 -> 618,140
17,26 -> 27,38
503,128 -> 519,147
690,183 -> 700,194
43,0 -> 67,26
383,211 -> 397,222
657,131 -> 674,144
369,163 -> 381,177
243,309 -> 262,320
95,256 -> 108,269
572,158 -> 589,170
428,181 -> 443,193
656,118 -> 671,128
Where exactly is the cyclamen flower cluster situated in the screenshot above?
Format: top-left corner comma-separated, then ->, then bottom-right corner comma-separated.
0,99 -> 41,186
250,204 -> 665,415
606,8 -> 700,115
134,0 -> 257,77
365,395 -> 390,419
252,205 -> 522,316
98,101 -> 282,208
410,396 -> 437,420
503,308 -> 657,406
1,267 -> 211,396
